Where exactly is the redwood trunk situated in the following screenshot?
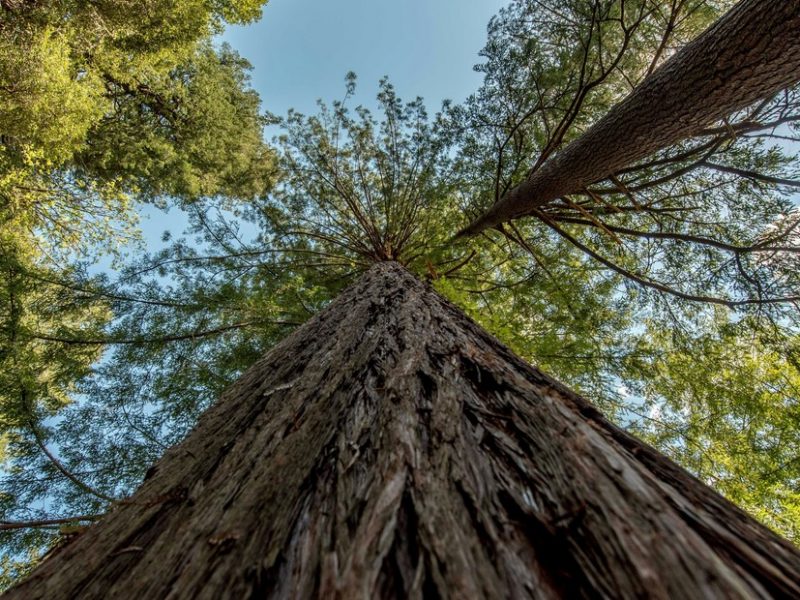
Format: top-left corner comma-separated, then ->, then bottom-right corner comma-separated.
7,262 -> 800,598
461,0 -> 800,236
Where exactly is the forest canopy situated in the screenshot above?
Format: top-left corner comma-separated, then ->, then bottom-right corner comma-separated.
2,0 -> 800,586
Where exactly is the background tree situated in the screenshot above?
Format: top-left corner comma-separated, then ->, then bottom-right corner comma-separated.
1,0 -> 273,249
0,0 -> 273,582
452,0 -> 800,307
460,0 -> 800,234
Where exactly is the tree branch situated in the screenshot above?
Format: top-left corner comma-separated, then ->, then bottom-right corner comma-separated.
550,215 -> 800,254
27,417 -> 116,503
537,212 -> 800,307
1,515 -> 103,532
29,320 -> 299,346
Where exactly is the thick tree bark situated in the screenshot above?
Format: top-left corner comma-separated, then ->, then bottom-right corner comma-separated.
7,262 -> 800,598
461,0 -> 800,236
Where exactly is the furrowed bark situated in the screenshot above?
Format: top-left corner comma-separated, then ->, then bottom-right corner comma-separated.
460,0 -> 800,236
7,262 -> 800,598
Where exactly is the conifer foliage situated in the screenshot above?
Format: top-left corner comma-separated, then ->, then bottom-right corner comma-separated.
2,0 -> 800,592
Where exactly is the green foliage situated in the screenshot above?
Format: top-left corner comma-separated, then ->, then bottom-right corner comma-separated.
630,318 -> 800,540
2,0 -> 800,589
445,0 -> 800,541
80,42 -> 273,203
0,28 -> 106,167
268,76 -> 463,269
0,0 -> 274,256
0,251 -> 109,432
0,0 -> 274,421
0,242 -> 112,575
0,0 -> 273,582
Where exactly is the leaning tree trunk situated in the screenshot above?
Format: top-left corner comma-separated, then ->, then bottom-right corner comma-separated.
7,262 -> 800,598
461,0 -> 800,236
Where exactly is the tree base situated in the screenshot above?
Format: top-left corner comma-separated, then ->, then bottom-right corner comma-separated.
8,262 -> 800,598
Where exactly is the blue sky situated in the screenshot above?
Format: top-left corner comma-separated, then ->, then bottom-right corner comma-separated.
222,0 -> 509,119
133,0 -> 510,248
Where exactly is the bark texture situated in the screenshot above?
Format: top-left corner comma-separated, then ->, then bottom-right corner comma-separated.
7,262 -> 800,599
462,0 -> 800,236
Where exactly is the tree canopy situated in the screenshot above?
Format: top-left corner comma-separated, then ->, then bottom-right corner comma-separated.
2,0 -> 800,587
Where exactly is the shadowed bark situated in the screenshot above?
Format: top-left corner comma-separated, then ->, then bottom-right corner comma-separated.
6,262 -> 800,598
461,0 -> 800,236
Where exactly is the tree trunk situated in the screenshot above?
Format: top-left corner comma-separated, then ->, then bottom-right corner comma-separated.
7,262 -> 800,598
461,0 -> 800,236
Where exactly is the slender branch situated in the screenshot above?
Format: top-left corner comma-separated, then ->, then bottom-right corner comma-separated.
703,162 -> 800,188
27,418 -> 116,503
29,320 -> 299,346
23,272 -> 196,309
551,216 -> 800,254
440,250 -> 477,278
695,114 -> 800,137
537,212 -> 800,307
1,515 -> 103,532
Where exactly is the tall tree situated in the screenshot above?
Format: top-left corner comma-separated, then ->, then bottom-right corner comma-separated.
4,0 -> 800,589
460,0 -> 800,235
6,262 -> 800,598
5,54 -> 800,583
